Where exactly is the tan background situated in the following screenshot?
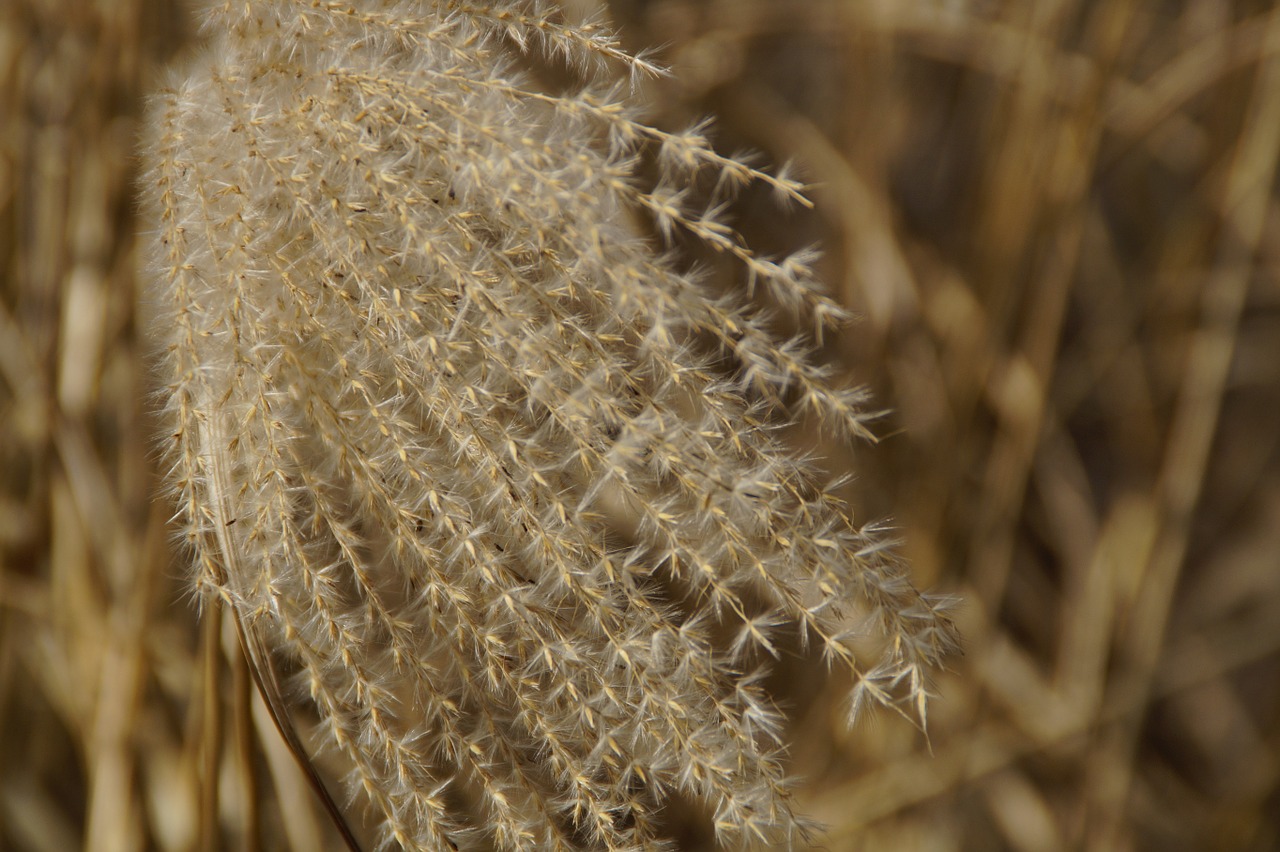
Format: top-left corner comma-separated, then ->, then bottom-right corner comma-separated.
2,0 -> 1278,849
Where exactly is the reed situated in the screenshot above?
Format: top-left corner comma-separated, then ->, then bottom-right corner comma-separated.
14,2 -> 1271,851
139,1 -> 957,848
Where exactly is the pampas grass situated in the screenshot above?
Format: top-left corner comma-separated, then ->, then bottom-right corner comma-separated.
139,1 -> 955,849
5,0 -> 1280,850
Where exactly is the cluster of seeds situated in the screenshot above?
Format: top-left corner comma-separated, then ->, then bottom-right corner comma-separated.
143,1 -> 957,848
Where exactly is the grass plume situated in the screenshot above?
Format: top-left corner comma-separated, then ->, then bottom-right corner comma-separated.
140,0 -> 957,848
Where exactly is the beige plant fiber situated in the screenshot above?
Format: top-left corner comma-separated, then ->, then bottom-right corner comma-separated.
139,1 -> 956,849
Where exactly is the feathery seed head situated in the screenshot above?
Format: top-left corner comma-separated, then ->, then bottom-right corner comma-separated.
141,1 -> 958,848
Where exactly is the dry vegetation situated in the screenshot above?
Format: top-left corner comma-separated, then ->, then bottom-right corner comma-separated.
2,0 -> 1279,850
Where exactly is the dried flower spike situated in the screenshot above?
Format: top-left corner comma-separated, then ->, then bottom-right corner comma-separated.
141,1 -> 959,849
